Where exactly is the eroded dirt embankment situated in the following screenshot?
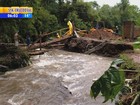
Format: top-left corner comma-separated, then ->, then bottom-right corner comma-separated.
0,44 -> 30,72
64,37 -> 133,57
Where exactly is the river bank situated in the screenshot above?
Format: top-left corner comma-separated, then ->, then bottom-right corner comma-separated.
0,44 -> 30,72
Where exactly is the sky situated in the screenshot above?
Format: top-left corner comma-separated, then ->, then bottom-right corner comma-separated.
84,0 -> 140,8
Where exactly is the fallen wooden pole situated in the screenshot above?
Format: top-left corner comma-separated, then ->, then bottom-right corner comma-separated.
85,41 -> 108,54
33,28 -> 68,44
0,65 -> 9,71
29,35 -> 73,50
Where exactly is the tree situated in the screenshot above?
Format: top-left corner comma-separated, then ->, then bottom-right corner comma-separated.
98,5 -> 113,28
72,0 -> 77,4
111,6 -> 121,27
1,0 -> 140,43
91,1 -> 100,10
58,0 -> 64,6
118,0 -> 130,22
127,5 -> 140,23
66,11 -> 87,29
33,8 -> 58,34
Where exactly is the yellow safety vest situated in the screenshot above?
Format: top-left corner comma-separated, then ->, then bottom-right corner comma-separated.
67,21 -> 73,35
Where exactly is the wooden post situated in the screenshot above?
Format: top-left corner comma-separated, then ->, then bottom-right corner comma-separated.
59,30 -> 62,36
39,32 -> 42,51
72,21 -> 75,34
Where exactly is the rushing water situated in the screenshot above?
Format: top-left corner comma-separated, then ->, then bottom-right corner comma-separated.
0,49 -> 115,105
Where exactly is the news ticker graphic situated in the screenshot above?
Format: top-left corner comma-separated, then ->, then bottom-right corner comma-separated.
0,7 -> 33,18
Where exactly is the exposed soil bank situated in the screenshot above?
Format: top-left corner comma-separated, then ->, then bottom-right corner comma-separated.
85,29 -> 121,40
65,37 -> 133,57
0,44 -> 30,72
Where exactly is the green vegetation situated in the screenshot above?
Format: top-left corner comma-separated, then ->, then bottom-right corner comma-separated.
0,0 -> 140,43
90,59 -> 125,103
134,43 -> 140,49
120,54 -> 139,70
133,37 -> 140,49
91,55 -> 140,105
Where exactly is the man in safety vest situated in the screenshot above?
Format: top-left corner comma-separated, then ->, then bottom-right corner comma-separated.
67,21 -> 73,35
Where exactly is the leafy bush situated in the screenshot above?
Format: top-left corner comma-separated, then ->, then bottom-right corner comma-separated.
133,37 -> 140,49
90,59 -> 125,103
133,42 -> 140,49
91,56 -> 140,104
120,54 -> 138,70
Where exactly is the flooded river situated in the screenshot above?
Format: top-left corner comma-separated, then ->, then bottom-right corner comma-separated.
0,49 -> 115,105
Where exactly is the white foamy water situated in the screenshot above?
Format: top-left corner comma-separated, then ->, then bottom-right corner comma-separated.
0,49 -> 114,105
8,93 -> 26,105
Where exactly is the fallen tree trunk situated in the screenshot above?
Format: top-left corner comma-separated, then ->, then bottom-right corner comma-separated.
29,35 -> 73,50
0,65 -> 8,72
29,50 -> 45,56
65,37 -> 134,56
32,28 -> 68,44
84,41 -> 108,54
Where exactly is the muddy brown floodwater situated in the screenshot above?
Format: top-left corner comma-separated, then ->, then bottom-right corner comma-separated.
0,49 -> 115,105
